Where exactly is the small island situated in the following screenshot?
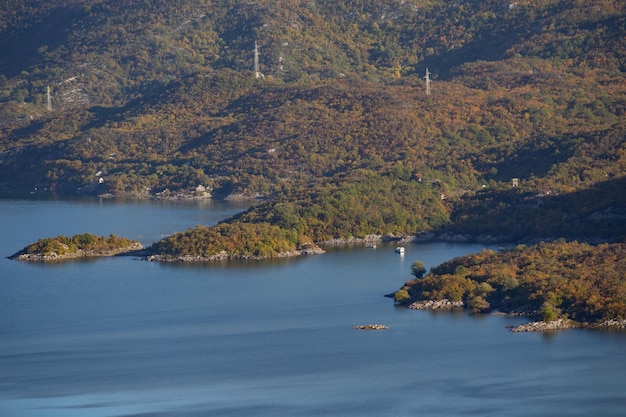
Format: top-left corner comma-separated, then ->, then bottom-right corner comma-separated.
9,233 -> 143,261
353,324 -> 388,330
391,240 -> 626,332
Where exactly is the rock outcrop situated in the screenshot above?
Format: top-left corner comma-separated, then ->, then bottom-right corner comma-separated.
510,318 -> 579,332
353,324 -> 388,330
592,319 -> 626,329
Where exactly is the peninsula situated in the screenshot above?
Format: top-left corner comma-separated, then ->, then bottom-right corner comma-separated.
144,222 -> 324,262
391,240 -> 626,331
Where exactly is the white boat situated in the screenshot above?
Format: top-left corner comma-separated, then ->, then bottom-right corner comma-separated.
395,247 -> 405,254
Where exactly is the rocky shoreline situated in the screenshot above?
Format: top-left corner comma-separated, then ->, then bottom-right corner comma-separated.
509,318 -> 579,332
320,234 -> 408,246
510,318 -> 626,332
592,319 -> 626,329
402,299 -> 626,332
407,299 -> 464,310
144,244 -> 325,262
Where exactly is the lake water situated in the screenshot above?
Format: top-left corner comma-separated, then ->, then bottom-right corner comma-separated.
1,198 -> 625,417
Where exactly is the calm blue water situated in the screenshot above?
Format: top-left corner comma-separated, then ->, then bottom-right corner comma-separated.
1,198 -> 625,417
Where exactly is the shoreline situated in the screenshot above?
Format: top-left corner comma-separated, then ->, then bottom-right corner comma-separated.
144,244 -> 325,262
401,300 -> 626,332
10,231 -> 617,263
510,318 -> 626,332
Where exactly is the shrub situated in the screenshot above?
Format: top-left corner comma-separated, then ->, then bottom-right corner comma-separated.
394,289 -> 411,305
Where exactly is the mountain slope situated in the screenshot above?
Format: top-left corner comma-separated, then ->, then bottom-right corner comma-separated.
0,0 -> 624,243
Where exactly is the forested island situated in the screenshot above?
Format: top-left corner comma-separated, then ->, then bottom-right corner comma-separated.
392,240 -> 626,331
9,233 -> 142,261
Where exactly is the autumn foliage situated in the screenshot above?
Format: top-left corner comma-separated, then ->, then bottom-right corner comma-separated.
397,241 -> 626,323
1,0 -> 624,252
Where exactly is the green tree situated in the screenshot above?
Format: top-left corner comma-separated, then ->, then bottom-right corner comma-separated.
410,260 -> 427,278
394,289 -> 411,305
540,302 -> 558,322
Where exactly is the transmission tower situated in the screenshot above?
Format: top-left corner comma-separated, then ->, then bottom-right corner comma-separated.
254,41 -> 264,79
424,68 -> 431,96
46,86 -> 52,111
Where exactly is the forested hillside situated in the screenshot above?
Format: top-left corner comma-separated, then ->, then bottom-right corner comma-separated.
1,0 -> 625,249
